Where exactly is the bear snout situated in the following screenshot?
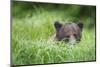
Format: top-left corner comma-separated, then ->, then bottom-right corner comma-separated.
69,35 -> 76,45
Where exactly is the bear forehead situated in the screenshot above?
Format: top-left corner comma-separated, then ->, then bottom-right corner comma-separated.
61,23 -> 80,32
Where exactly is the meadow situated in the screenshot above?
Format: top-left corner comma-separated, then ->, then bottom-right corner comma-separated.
12,1 -> 96,65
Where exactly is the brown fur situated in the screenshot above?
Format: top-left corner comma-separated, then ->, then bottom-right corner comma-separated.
54,21 -> 83,44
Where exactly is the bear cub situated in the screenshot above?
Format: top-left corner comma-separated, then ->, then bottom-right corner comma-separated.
54,21 -> 83,45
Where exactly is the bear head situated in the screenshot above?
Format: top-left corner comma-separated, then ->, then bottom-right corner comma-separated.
54,21 -> 83,44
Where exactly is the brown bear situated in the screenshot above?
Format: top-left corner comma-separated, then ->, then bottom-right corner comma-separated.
54,21 -> 83,45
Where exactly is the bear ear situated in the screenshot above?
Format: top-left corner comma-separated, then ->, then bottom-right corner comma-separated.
54,21 -> 62,32
77,23 -> 83,31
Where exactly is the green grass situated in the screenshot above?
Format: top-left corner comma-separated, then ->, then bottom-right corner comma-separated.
12,6 -> 96,65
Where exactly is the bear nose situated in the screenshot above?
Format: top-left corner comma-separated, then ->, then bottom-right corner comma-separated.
69,35 -> 76,45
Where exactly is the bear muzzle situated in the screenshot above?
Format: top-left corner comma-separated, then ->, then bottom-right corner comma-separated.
69,35 -> 76,45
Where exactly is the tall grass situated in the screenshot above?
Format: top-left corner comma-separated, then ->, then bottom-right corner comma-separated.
12,2 -> 96,65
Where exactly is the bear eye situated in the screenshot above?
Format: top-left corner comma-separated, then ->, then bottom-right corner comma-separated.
66,35 -> 70,38
74,34 -> 77,37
